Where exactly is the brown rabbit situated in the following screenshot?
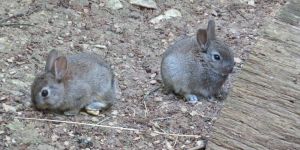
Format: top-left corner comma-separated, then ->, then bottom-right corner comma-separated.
161,20 -> 234,103
31,50 -> 116,115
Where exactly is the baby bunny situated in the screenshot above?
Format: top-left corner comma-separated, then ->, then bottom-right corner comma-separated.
31,50 -> 116,115
161,20 -> 234,103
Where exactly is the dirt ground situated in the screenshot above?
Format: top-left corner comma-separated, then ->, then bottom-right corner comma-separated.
0,0 -> 285,149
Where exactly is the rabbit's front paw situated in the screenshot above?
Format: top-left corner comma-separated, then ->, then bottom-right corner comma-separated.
207,96 -> 215,102
64,109 -> 80,116
185,94 -> 198,104
85,102 -> 107,111
85,102 -> 109,116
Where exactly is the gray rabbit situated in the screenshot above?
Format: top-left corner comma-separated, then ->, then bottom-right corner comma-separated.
31,50 -> 116,115
161,20 -> 234,103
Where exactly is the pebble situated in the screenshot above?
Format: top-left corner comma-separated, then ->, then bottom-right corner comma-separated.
129,11 -> 142,19
154,97 -> 163,102
51,134 -> 59,141
94,45 -> 107,49
150,73 -> 156,78
0,37 -> 10,53
3,103 -> 16,112
165,140 -> 173,149
7,57 -> 14,63
91,117 -> 99,122
129,0 -> 157,9
150,80 -> 157,84
150,9 -> 182,24
70,0 -> 89,9
196,140 -> 207,148
189,110 -> 198,116
234,57 -> 242,64
64,141 -> 69,146
247,0 -> 255,6
106,0 -> 123,10
111,110 -> 118,115
185,140 -> 191,144
0,96 -> 7,101
128,53 -> 134,58
181,107 -> 187,113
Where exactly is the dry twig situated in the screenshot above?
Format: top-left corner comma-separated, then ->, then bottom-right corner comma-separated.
143,86 -> 161,101
14,116 -> 201,138
15,117 -> 139,132
143,100 -> 148,117
0,23 -> 34,27
153,131 -> 201,138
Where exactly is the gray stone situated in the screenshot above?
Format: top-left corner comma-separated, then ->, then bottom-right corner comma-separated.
130,0 -> 157,9
106,0 -> 123,10
3,103 -> 16,113
150,9 -> 182,24
70,0 -> 89,9
0,37 -> 11,53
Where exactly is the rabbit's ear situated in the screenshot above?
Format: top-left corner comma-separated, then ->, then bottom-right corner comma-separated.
197,20 -> 216,51
197,29 -> 208,50
45,50 -> 59,72
54,56 -> 68,81
207,20 -> 216,41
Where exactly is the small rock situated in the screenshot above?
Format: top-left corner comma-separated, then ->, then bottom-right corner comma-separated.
128,53 -> 134,58
154,97 -> 163,102
0,96 -> 7,101
120,85 -> 127,90
9,70 -> 16,75
81,44 -> 89,50
91,117 -> 99,122
247,0 -> 255,6
11,138 -> 16,144
70,0 -> 89,10
150,9 -> 182,24
185,140 -> 191,144
7,57 -> 15,63
165,141 -> 173,150
189,110 -> 198,116
240,0 -> 255,6
150,132 -> 158,137
64,141 -> 69,146
77,137 -> 93,148
113,24 -> 123,34
10,79 -> 27,87
181,107 -> 187,113
129,11 -> 142,19
3,103 -> 16,112
196,140 -> 207,148
10,90 -> 24,96
211,9 -> 218,17
106,0 -> 123,10
150,73 -> 156,78
51,134 -> 59,141
94,45 -> 107,49
130,0 -> 157,9
0,37 -> 11,53
111,110 -> 118,115
150,80 -> 157,85
234,57 -> 242,64
133,136 -> 140,141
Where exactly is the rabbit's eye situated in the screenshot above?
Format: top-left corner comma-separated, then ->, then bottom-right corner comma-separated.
213,54 -> 221,61
41,89 -> 49,97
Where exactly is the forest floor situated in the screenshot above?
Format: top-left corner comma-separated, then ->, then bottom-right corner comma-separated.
0,0 -> 285,149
